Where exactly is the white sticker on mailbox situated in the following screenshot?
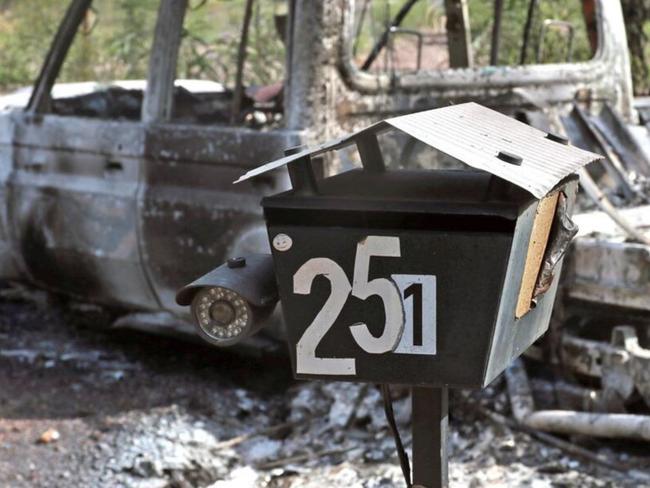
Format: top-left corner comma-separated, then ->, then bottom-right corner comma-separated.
392,274 -> 437,355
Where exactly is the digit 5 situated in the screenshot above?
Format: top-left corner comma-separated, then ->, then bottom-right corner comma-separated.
350,236 -> 404,354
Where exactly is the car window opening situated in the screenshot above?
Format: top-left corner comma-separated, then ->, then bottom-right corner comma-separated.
352,0 -> 598,75
48,0 -> 286,128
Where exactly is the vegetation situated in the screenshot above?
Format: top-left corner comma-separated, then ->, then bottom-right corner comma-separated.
0,1 -> 66,89
353,0 -> 593,69
0,0 -> 648,94
0,0 -> 285,92
621,0 -> 650,95
466,0 -> 593,65
178,0 -> 285,86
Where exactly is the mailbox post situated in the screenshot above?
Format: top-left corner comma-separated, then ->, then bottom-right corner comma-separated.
183,103 -> 601,487
412,387 -> 449,487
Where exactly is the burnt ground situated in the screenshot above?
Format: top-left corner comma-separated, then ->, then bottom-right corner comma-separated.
0,284 -> 648,487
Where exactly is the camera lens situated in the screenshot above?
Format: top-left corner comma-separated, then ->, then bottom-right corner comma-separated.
191,286 -> 252,344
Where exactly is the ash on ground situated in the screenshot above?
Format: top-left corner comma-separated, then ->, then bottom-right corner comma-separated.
0,286 -> 647,487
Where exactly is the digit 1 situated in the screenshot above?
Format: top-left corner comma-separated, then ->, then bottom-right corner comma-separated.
404,283 -> 422,346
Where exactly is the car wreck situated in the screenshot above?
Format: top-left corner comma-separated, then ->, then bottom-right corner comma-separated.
0,0 -> 649,454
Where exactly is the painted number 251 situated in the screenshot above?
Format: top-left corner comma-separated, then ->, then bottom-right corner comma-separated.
293,236 -> 436,375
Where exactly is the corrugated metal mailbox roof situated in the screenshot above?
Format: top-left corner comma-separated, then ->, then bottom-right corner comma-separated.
236,102 -> 602,199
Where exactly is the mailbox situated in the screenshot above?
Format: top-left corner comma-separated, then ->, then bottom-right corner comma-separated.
235,103 -> 601,388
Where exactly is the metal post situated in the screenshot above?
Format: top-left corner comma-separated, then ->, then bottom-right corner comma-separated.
412,387 -> 449,488
284,146 -> 318,195
27,0 -> 93,114
356,133 -> 386,173
141,0 -> 188,123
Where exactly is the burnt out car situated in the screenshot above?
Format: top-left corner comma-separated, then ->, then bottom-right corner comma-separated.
0,0 -> 648,351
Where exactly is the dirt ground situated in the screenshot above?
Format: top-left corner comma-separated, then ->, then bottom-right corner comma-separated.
0,284 -> 648,488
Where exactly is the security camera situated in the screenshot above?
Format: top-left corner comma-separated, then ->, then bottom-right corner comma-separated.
176,254 -> 278,346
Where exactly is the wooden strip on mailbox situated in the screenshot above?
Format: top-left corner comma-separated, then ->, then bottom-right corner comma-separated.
515,191 -> 560,318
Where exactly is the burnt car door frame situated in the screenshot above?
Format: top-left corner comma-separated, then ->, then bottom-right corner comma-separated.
137,0 -> 298,316
12,0 -> 159,310
8,0 -> 299,318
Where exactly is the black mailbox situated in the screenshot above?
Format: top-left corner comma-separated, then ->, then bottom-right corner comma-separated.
236,103 -> 600,388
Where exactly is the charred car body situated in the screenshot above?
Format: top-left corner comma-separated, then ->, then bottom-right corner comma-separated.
0,0 -> 648,383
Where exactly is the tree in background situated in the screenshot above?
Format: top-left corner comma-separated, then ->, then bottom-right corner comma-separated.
0,0 -> 648,96
0,0 -> 284,93
621,0 -> 650,96
177,0 -> 285,88
0,0 -> 66,90
0,0 -> 158,90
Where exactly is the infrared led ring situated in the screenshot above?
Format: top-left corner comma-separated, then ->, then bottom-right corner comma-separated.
191,286 -> 252,345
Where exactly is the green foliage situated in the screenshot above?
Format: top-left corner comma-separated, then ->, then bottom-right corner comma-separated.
178,0 -> 285,86
59,0 -> 158,82
0,0 -> 67,90
0,0 -> 159,90
0,0 -> 647,95
621,0 -> 650,95
0,0 -> 285,93
469,0 -> 592,65
353,0 -> 593,68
